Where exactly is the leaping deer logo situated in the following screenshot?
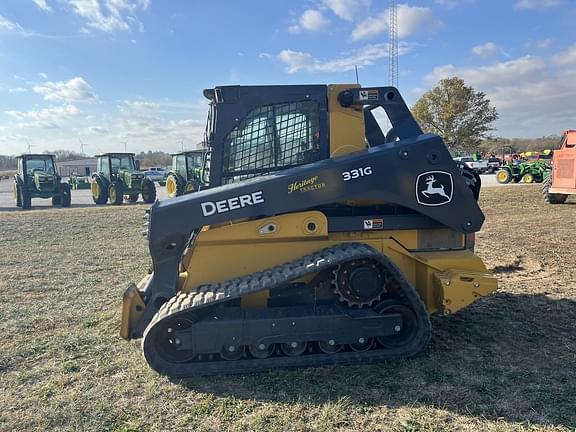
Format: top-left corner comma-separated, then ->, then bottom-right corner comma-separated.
421,175 -> 449,199
415,171 -> 453,206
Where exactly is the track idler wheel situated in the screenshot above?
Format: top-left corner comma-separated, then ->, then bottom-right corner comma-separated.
332,259 -> 387,307
248,343 -> 276,359
374,302 -> 418,348
153,318 -> 196,363
349,337 -> 374,352
221,345 -> 245,361
280,341 -> 307,356
318,340 -> 343,354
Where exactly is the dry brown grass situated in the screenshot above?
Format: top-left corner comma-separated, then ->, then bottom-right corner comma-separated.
0,186 -> 574,432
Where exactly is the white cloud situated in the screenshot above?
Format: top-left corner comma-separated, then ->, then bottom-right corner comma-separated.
39,72 -> 48,79
435,0 -> 474,7
351,4 -> 441,41
552,43 -> 576,65
514,0 -> 563,9
278,42 -> 411,74
426,56 -> 546,88
0,15 -> 25,34
112,98 -> 206,144
33,77 -> 97,103
62,0 -> 149,33
323,0 -> 369,21
8,87 -> 28,93
422,51 -> 576,137
5,105 -> 80,129
289,10 -> 330,34
86,126 -> 109,134
32,0 -> 52,12
117,99 -> 161,120
536,38 -> 553,49
472,42 -> 499,57
119,99 -> 160,112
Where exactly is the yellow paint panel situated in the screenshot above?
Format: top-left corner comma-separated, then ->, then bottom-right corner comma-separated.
327,84 -> 366,158
176,211 -> 496,316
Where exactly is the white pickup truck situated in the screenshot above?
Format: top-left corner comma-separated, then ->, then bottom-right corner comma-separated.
143,166 -> 168,185
453,157 -> 489,174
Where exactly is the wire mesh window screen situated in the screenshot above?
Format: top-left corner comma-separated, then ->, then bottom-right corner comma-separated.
222,100 -> 321,183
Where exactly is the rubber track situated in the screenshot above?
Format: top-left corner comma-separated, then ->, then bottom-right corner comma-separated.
142,242 -> 431,377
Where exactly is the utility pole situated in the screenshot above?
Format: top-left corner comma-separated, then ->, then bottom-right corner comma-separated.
78,138 -> 86,155
25,138 -> 34,154
121,140 -> 128,152
388,0 -> 398,88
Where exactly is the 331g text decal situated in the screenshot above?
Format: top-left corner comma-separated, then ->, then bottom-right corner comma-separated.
342,166 -> 373,182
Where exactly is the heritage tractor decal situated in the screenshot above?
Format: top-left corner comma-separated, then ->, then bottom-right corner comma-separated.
416,171 -> 453,206
288,175 -> 326,194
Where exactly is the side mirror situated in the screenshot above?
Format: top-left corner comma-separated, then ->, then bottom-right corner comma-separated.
135,160 -> 140,170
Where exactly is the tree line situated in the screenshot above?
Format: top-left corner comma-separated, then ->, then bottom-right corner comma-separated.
0,78 -> 566,169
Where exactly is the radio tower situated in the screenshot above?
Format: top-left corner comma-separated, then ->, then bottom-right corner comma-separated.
388,0 -> 399,88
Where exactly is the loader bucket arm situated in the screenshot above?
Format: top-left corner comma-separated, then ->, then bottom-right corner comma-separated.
124,87 -> 484,339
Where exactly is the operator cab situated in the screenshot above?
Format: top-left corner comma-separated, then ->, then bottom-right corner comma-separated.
95,153 -> 139,179
17,154 -> 57,176
202,85 -> 406,188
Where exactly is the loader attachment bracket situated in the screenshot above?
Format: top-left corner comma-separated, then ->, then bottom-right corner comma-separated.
433,270 -> 498,315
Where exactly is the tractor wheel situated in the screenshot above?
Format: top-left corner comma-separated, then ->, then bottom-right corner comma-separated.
522,173 -> 534,183
542,174 -> 567,204
108,182 -> 124,205
128,194 -> 139,203
184,180 -> 199,194
20,185 -> 31,210
141,178 -> 157,204
91,176 -> 108,204
165,174 -> 183,198
14,182 -> 22,207
496,169 -> 511,184
60,183 -> 71,207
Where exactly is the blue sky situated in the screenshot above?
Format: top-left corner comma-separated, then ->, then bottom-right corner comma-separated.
1,0 -> 575,155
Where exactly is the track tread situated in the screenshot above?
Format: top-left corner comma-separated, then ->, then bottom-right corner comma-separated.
142,242 -> 431,377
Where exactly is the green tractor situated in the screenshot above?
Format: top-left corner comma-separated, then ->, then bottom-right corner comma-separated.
165,150 -> 206,198
91,153 -> 156,205
496,160 -> 547,184
13,154 -> 71,210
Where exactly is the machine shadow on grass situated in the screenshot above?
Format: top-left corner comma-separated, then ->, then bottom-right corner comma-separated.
175,292 -> 576,429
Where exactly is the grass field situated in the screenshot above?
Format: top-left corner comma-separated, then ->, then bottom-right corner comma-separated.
0,186 -> 574,432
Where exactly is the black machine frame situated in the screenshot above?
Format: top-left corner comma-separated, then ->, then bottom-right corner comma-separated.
127,86 -> 485,338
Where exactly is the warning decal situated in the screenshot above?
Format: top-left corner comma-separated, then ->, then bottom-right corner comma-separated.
359,89 -> 379,101
363,219 -> 384,230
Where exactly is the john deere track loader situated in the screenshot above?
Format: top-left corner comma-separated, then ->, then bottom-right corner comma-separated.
121,85 -> 497,377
